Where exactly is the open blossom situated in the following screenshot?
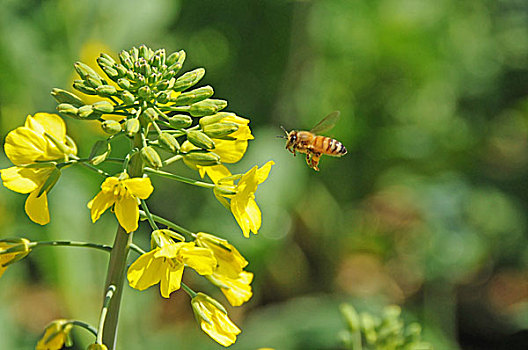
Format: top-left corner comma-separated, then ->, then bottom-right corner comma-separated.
0,239 -> 32,279
87,174 -> 153,233
0,113 -> 77,224
36,319 -> 73,350
127,242 -> 216,298
191,292 -> 241,346
215,161 -> 274,237
195,232 -> 248,278
207,270 -> 253,307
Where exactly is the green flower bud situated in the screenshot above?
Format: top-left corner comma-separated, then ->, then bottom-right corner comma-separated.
203,122 -> 238,138
77,105 -> 101,120
166,51 -> 180,66
199,112 -> 233,127
130,46 -> 139,61
157,80 -> 170,90
151,49 -> 166,67
187,130 -> 215,149
126,69 -> 136,80
96,85 -> 117,97
141,146 -> 163,169
115,64 -> 127,77
73,80 -> 97,95
100,53 -> 116,65
156,91 -> 170,104
139,45 -> 153,61
170,85 -> 214,105
168,50 -> 186,74
92,101 -> 114,113
119,50 -> 134,69
101,65 -> 119,80
117,78 -> 131,90
85,76 -> 103,89
189,99 -> 227,117
183,151 -> 220,166
101,120 -> 122,135
173,68 -> 205,92
141,107 -> 158,121
51,88 -> 85,107
74,62 -> 103,85
138,86 -> 151,100
89,140 -> 111,165
124,118 -> 140,137
137,58 -> 152,77
57,103 -> 79,119
168,114 -> 193,129
121,90 -> 135,105
159,132 -> 180,153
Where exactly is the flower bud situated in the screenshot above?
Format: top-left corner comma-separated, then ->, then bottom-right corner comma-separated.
173,68 -> 205,92
138,85 -> 152,100
115,64 -> 127,77
96,85 -> 117,97
156,91 -> 170,104
51,88 -> 85,107
183,151 -> 221,167
78,105 -> 101,120
166,51 -> 180,66
187,130 -> 215,149
170,85 -> 214,105
203,122 -> 238,138
74,62 -> 103,85
168,50 -> 186,74
169,114 -> 193,128
99,53 -> 116,66
121,90 -> 135,105
340,304 -> 360,333
101,120 -> 122,135
141,107 -> 158,121
141,146 -> 163,169
130,46 -> 139,61
189,99 -> 227,117
119,50 -> 134,69
85,76 -> 103,89
159,132 -> 180,153
151,49 -> 166,67
139,44 -> 153,61
92,101 -> 114,113
57,103 -> 80,119
199,112 -> 232,127
89,140 -> 111,165
73,80 -> 97,95
157,79 -> 170,90
124,118 -> 140,137
101,65 -> 119,80
117,78 -> 131,90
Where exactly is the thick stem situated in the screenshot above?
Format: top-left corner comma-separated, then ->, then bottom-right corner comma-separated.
101,133 -> 144,349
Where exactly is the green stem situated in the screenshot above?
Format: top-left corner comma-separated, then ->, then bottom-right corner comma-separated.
181,282 -> 197,298
144,167 -> 215,189
33,240 -> 112,253
79,162 -> 111,177
71,320 -> 98,337
139,211 -> 196,239
140,199 -> 159,231
162,155 -> 183,167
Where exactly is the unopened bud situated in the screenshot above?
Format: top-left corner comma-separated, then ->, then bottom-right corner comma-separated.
156,91 -> 170,104
124,118 -> 140,137
138,45 -> 153,61
119,50 -> 134,69
57,103 -> 79,119
121,90 -> 135,105
96,85 -> 117,97
171,85 -> 214,105
101,120 -> 122,135
101,66 -> 119,80
141,107 -> 158,121
187,130 -> 215,149
115,64 -> 127,77
51,88 -> 85,107
138,85 -> 152,100
73,80 -> 97,95
203,122 -> 238,138
89,140 -> 111,165
168,50 -> 186,74
85,76 -> 103,89
340,304 -> 360,333
117,78 -> 131,90
74,62 -> 103,85
99,53 -> 116,66
183,151 -> 220,167
189,99 -> 227,117
159,132 -> 180,153
77,105 -> 101,120
92,101 -> 114,113
173,68 -> 205,92
199,112 -> 233,127
141,146 -> 163,169
168,114 -> 193,129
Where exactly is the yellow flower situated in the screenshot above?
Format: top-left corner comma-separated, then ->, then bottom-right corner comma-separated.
191,292 -> 241,347
0,238 -> 31,279
127,242 -> 216,298
215,161 -> 274,238
208,271 -> 253,307
0,113 -> 76,225
87,344 -> 108,350
36,319 -> 73,350
87,174 -> 153,233
195,232 -> 248,278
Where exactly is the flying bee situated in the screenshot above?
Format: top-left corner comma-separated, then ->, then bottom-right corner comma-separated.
279,111 -> 347,171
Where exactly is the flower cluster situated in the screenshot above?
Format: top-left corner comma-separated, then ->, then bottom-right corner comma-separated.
0,45 -> 273,348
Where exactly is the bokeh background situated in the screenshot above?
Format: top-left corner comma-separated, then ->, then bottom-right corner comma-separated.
1,0 -> 528,349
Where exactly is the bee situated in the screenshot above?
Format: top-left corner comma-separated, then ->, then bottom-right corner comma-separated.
279,111 -> 347,171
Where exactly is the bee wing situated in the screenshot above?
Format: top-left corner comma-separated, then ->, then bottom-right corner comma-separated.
310,111 -> 340,134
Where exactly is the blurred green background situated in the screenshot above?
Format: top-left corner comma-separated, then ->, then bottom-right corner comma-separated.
1,0 -> 528,349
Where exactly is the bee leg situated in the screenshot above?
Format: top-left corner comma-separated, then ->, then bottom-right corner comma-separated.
310,153 -> 321,171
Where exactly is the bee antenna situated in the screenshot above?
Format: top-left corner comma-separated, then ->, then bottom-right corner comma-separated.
280,125 -> 289,135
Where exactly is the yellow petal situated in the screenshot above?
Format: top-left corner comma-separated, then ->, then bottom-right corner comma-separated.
212,139 -> 248,163
123,177 -> 154,199
88,191 -> 115,223
4,127 -> 48,165
0,166 -> 52,193
246,198 -> 262,235
197,164 -> 232,184
115,193 -> 139,233
160,262 -> 184,298
25,189 -> 50,225
127,250 -> 163,291
180,245 -> 216,275
31,113 -> 67,142
256,161 -> 274,184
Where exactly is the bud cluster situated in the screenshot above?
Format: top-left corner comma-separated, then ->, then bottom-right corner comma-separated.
52,45 -> 241,169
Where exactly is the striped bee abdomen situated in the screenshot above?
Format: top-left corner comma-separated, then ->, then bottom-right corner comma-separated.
313,136 -> 347,156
